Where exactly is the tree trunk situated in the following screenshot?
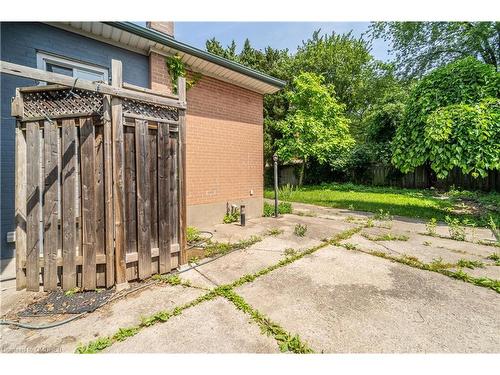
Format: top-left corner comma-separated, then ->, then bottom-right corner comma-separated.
298,159 -> 306,186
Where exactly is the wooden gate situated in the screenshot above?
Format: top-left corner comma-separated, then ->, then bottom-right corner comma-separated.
4,60 -> 187,291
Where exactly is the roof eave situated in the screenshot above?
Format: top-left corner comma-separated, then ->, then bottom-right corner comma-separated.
104,21 -> 286,92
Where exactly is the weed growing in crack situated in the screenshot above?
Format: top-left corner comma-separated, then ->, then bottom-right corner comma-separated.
361,232 -> 409,241
284,248 -> 298,257
457,259 -> 484,269
217,288 -> 313,353
267,228 -> 284,236
425,218 -> 437,236
374,209 -> 393,221
445,216 -> 466,241
423,241 -> 432,246
204,236 -> 262,258
429,257 -> 455,271
487,253 -> 500,262
343,243 -> 358,250
294,224 -> 307,237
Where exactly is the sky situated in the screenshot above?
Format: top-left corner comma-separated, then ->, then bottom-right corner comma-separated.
139,22 -> 392,62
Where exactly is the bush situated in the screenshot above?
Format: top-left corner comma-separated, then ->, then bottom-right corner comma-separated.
263,201 -> 293,217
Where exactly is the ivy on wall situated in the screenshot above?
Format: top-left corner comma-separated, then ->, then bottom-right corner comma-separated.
165,54 -> 202,93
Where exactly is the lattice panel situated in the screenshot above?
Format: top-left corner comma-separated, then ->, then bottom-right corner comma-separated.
22,89 -> 103,120
123,98 -> 179,121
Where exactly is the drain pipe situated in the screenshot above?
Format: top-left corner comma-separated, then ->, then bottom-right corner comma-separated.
273,154 -> 279,218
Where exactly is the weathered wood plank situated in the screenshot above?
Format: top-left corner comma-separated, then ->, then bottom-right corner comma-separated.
25,121 -> 41,291
61,118 -> 77,290
170,135 -> 179,245
124,127 -> 137,255
1,60 -> 185,109
22,244 -> 180,268
149,128 -> 158,249
111,60 -> 127,287
95,120 -> 106,287
80,117 -> 97,290
157,122 -> 171,274
177,77 -> 187,265
135,118 -> 152,279
15,123 -> 27,290
103,95 -> 115,288
43,119 -> 59,290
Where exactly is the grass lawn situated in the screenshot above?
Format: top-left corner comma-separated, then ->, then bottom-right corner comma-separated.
264,183 -> 500,228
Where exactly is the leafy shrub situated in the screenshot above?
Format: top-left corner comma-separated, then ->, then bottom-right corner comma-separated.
392,57 -> 500,178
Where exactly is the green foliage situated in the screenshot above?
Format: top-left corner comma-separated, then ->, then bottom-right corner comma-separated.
165,54 -> 201,93
75,337 -> 112,354
65,287 -> 80,296
275,73 -> 354,183
186,226 -> 201,243
457,259 -> 484,269
263,201 -> 293,217
445,215 -> 467,241
488,215 -> 500,243
293,224 -> 307,237
426,218 -> 438,236
361,232 -> 409,241
203,236 -> 262,258
370,22 -> 500,78
373,209 -> 393,221
283,248 -> 298,257
392,57 -> 500,178
292,30 -> 373,114
266,228 -> 284,236
113,327 -> 140,342
223,210 -> 239,224
487,253 -> 500,261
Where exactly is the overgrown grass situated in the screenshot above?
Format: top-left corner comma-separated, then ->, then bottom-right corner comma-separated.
265,183 -> 500,228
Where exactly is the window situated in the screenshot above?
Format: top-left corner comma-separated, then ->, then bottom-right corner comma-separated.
36,52 -> 109,83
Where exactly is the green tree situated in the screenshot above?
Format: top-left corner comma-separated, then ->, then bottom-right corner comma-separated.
291,30 -> 373,114
370,22 -> 500,77
275,72 -> 354,185
392,57 -> 500,179
205,38 -> 238,61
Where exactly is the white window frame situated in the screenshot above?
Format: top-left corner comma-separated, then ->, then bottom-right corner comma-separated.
36,51 -> 109,83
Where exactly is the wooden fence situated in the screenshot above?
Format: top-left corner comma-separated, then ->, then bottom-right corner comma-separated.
3,59 -> 187,291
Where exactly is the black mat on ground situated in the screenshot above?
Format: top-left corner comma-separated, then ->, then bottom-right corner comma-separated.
18,289 -> 114,316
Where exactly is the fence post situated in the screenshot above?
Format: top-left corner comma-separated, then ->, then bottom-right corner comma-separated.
111,59 -> 128,289
177,77 -> 187,266
15,119 -> 27,290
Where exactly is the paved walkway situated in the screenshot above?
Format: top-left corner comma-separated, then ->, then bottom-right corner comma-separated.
1,202 -> 499,353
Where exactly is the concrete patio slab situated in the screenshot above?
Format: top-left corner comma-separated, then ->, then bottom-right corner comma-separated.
105,297 -> 280,353
0,284 -> 204,353
181,246 -> 285,288
236,245 -> 500,353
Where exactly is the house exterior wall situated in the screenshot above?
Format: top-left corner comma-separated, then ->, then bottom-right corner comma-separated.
0,22 -> 150,259
185,75 -> 264,227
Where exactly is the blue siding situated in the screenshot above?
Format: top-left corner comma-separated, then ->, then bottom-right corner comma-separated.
0,22 -> 150,259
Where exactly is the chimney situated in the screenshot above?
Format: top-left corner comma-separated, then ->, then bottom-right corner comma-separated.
146,22 -> 174,37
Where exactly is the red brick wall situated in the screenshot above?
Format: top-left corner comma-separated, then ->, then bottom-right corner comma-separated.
149,52 -> 173,95
186,75 -> 264,206
148,58 -> 264,210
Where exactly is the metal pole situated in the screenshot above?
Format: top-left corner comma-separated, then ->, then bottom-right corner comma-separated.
273,154 -> 278,218
240,205 -> 246,226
